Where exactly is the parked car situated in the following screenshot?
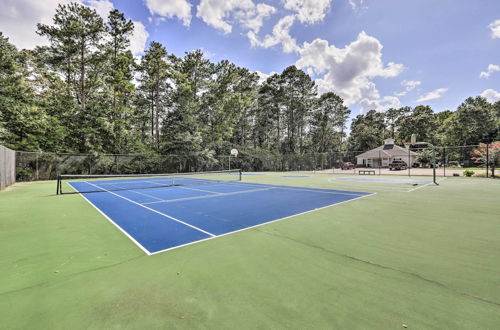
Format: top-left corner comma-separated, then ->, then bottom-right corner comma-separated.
340,162 -> 355,170
389,160 -> 407,170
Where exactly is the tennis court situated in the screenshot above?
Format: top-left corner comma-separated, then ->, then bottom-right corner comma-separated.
61,171 -> 373,254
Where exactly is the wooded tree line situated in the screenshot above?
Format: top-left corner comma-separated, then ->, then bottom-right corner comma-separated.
1,3 -> 499,160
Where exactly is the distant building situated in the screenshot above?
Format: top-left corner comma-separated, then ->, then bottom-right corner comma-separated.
355,138 -> 418,168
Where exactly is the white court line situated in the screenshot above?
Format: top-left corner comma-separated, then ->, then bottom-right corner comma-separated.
407,177 -> 446,193
150,192 -> 376,255
178,185 -> 224,194
67,182 -> 152,255
326,178 -> 411,192
226,181 -> 368,196
106,183 -> 164,201
143,187 -> 276,205
84,181 -> 216,237
96,180 -> 166,186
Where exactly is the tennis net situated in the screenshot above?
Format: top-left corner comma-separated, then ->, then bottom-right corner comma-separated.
56,169 -> 242,195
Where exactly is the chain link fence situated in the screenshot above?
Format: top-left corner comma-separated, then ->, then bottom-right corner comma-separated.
14,143 -> 499,181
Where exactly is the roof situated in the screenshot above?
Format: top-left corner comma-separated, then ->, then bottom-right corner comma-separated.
355,144 -> 418,159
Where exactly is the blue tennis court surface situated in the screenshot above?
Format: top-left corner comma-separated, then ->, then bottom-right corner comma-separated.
336,177 -> 433,184
69,179 -> 372,255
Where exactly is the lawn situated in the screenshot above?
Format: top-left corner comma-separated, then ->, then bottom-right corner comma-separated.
1,174 -> 499,329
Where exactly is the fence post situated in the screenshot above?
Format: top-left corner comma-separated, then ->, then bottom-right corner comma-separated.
443,147 -> 446,177
378,150 -> 381,175
408,146 -> 411,177
486,143 -> 489,178
36,152 -> 39,180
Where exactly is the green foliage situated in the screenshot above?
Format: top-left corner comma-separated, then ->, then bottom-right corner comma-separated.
463,169 -> 475,177
348,110 -> 386,151
1,3 -> 499,160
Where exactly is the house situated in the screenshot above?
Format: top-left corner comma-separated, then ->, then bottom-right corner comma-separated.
355,139 -> 418,168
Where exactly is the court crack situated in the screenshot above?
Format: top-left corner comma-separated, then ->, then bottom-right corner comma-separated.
254,228 -> 500,308
0,255 -> 143,297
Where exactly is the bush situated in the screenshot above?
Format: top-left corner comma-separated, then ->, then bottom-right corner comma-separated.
463,169 -> 475,177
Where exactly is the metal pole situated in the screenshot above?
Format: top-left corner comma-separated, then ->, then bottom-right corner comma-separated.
229,155 -> 231,170
486,143 -> 489,178
379,150 -> 381,175
443,147 -> 446,177
36,152 -> 39,180
433,145 -> 437,185
408,146 -> 411,177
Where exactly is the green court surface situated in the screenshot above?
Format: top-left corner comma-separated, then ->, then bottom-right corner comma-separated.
1,173 -> 500,329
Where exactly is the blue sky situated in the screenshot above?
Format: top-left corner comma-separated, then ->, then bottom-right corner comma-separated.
1,0 -> 500,116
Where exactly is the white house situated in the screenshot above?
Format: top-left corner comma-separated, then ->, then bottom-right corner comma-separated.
355,139 -> 418,168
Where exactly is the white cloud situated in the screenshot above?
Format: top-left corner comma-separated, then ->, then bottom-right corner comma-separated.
479,64 -> 500,79
295,31 -> 404,106
196,0 -> 275,34
416,88 -> 448,102
349,0 -> 367,12
248,15 -> 299,53
0,0 -> 149,53
255,70 -> 278,84
86,0 -> 113,18
281,0 -> 332,24
489,19 -> 500,39
360,96 -> 401,113
130,20 -> 149,55
0,0 -> 72,49
395,79 -> 421,96
144,0 -> 192,26
480,89 -> 500,103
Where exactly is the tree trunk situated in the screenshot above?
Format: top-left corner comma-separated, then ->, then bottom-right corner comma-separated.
80,37 -> 86,111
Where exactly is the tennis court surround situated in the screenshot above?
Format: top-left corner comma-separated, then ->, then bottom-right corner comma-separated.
62,171 -> 373,254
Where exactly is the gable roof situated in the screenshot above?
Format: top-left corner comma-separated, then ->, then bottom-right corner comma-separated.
356,144 -> 418,159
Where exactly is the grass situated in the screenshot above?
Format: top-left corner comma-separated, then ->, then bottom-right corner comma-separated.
1,174 -> 500,329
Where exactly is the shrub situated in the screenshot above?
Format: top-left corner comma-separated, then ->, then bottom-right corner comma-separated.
463,169 -> 475,177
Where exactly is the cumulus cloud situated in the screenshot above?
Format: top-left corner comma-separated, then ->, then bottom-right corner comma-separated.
0,0 -> 149,54
395,79 -> 421,96
196,0 -> 275,34
86,0 -> 113,18
255,70 -> 278,84
489,19 -> 500,39
360,96 -> 401,113
416,88 -> 448,102
248,15 -> 299,53
281,0 -> 332,24
479,64 -> 500,79
0,0 -> 71,49
130,20 -> 149,55
144,0 -> 192,26
480,89 -> 500,103
295,31 -> 404,106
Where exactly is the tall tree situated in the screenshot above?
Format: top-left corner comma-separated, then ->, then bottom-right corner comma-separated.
310,92 -> 350,153
136,41 -> 170,150
444,96 -> 497,145
396,105 -> 438,143
279,66 -> 316,153
254,74 -> 283,150
348,110 -> 386,151
37,2 -> 108,152
104,9 -> 136,153
0,34 -> 64,151
385,106 -> 410,140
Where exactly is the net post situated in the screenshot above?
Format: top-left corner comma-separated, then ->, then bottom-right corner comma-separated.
56,174 -> 60,195
239,169 -> 242,181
